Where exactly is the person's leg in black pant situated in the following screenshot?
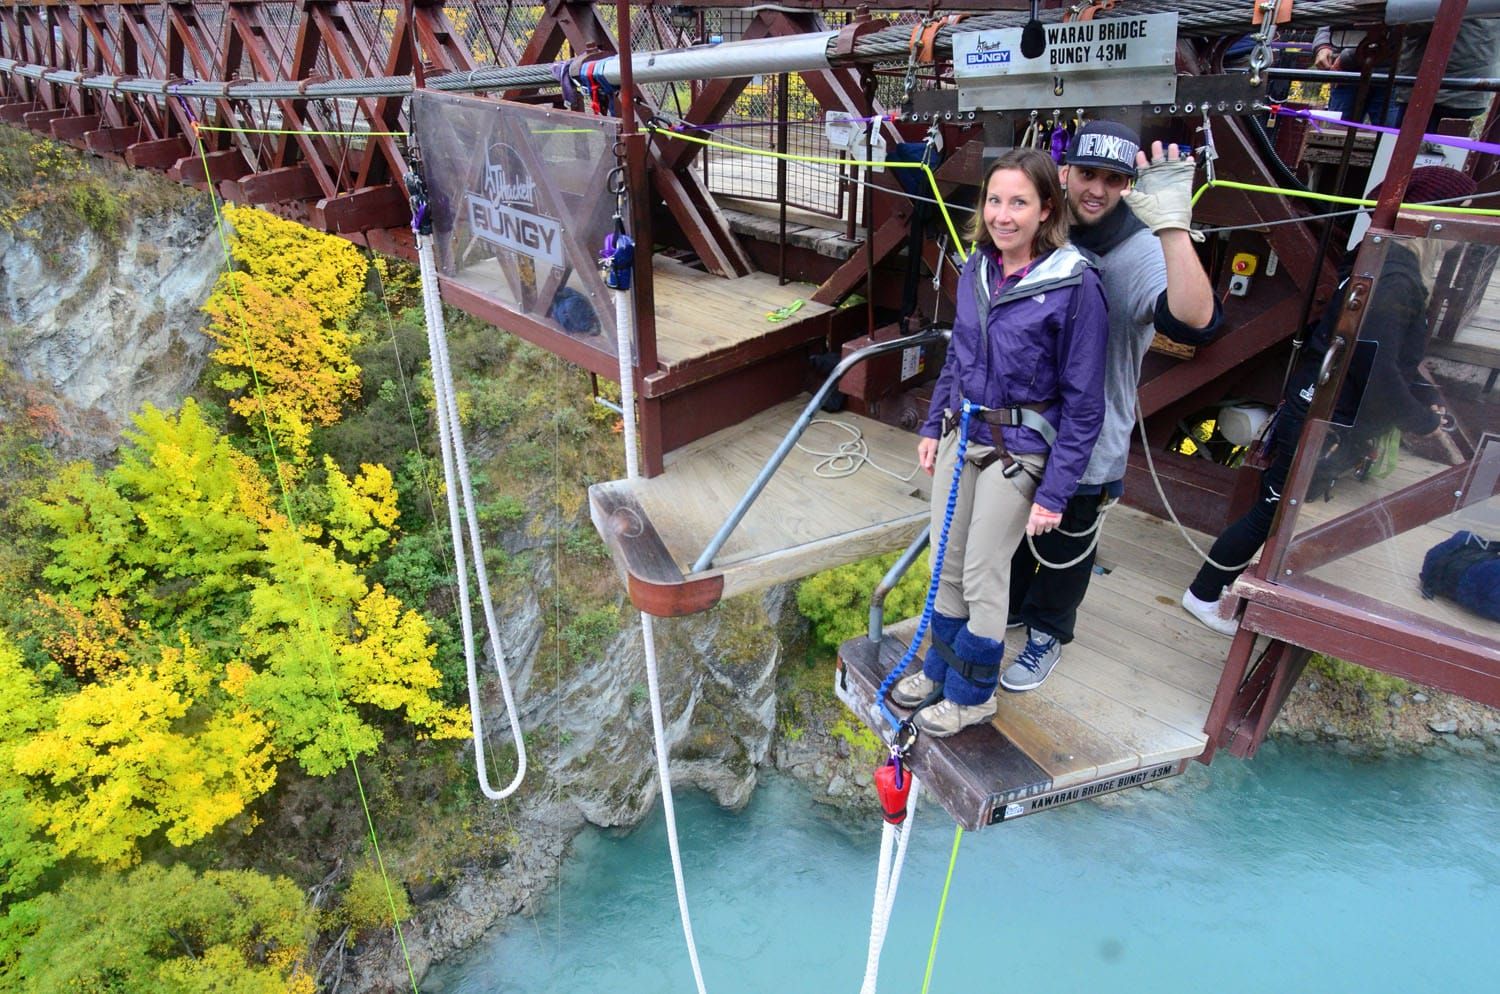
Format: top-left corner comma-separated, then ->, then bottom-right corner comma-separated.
1010,491 -> 1103,644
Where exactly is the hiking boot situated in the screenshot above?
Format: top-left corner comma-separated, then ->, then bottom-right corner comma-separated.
912,696 -> 998,738
1001,631 -> 1060,692
1181,589 -> 1238,638
890,669 -> 942,709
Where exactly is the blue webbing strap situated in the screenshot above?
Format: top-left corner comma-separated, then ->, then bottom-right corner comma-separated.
875,400 -> 972,730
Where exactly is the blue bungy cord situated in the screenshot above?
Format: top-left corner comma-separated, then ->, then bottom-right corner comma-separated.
873,400 -> 972,731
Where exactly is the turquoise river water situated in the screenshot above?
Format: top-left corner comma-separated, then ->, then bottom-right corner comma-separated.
430,740 -> 1500,994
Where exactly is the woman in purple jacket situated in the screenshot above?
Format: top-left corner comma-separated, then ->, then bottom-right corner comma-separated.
892,147 -> 1109,737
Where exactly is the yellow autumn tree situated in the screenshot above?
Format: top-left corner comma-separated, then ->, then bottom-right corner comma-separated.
322,455 -> 401,562
238,528 -> 468,777
33,399 -> 275,642
202,273 -> 363,470
11,639 -> 278,866
21,401 -> 466,868
201,205 -> 369,474
221,204 -> 368,327
0,631 -> 57,904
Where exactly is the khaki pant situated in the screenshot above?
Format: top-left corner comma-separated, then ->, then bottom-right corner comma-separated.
930,431 -> 1045,641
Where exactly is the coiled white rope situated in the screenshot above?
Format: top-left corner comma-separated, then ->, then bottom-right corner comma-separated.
795,418 -> 922,482
614,282 -> 710,994
859,778 -> 922,994
415,231 -> 526,799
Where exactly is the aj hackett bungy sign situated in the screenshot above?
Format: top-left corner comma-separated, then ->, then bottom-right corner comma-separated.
467,142 -> 565,267
953,12 -> 1177,111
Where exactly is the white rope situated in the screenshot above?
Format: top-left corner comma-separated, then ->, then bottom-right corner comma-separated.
614,278 -> 710,994
859,777 -> 922,994
795,418 -> 921,481
1023,498 -> 1114,571
415,231 -> 526,799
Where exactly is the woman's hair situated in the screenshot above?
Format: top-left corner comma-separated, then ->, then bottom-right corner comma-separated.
964,147 -> 1070,256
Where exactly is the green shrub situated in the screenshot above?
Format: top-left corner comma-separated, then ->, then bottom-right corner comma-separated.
562,604 -> 621,660
1308,653 -> 1413,698
796,551 -> 931,655
339,863 -> 411,942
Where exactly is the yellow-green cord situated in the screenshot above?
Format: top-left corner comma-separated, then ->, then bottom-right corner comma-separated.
193,135 -> 422,994
1192,178 -> 1500,216
920,825 -> 964,994
647,125 -> 970,262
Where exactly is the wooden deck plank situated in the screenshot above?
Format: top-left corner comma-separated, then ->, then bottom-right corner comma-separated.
989,688 -> 1139,789
652,256 -> 831,369
594,400 -> 931,609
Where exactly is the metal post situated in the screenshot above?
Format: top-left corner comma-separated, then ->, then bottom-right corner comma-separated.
868,526 -> 930,643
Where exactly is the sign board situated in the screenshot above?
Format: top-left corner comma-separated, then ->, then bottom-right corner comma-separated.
414,92 -> 621,357
952,12 -> 1177,111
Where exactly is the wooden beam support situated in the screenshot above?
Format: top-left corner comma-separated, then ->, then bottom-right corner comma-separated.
309,185 -> 410,234
85,124 -> 143,155
224,163 -> 326,205
170,148 -> 251,186
48,113 -> 101,143
126,135 -> 193,171
22,107 -> 67,132
0,102 -> 39,124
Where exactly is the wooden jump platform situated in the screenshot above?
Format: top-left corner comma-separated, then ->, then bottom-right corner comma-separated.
651,256 -> 832,371
590,399 -> 930,616
836,506 -> 1230,831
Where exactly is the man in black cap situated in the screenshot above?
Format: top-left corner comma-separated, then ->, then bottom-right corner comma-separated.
1003,120 -> 1223,690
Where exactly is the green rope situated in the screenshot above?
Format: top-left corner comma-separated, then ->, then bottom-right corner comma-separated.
192,132 -> 423,994
920,825 -> 964,994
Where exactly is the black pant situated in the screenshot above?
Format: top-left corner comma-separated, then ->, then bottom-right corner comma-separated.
1188,410 -> 1303,601
1008,490 -> 1108,644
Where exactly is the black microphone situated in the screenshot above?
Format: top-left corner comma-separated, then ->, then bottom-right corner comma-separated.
1020,0 -> 1046,60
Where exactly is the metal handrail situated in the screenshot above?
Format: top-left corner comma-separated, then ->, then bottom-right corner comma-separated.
868,525 -> 931,643
690,326 -> 949,573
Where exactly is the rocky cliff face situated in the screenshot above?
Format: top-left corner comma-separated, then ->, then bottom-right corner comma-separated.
346,579 -> 801,990
0,201 -> 220,453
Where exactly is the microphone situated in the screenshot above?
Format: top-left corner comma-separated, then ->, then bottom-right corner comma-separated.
1020,0 -> 1046,60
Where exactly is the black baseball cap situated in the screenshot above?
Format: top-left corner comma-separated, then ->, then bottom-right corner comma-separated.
1066,121 -> 1140,178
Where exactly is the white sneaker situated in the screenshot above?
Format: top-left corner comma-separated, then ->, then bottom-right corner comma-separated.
1181,589 -> 1238,638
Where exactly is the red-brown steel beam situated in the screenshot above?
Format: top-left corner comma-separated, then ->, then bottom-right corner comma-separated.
307,2 -> 405,192
21,6 -> 61,110
224,3 -> 335,195
517,0 -> 751,278
352,0 -> 418,190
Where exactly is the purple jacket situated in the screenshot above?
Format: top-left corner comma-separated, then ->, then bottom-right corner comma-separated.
920,243 -> 1108,512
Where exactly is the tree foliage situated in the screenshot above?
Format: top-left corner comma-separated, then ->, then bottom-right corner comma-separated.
321,456 -> 400,562
10,400 -> 466,872
0,863 -> 315,994
12,640 -> 277,866
221,204 -> 368,327
0,633 -> 56,905
32,400 -> 272,643
201,205 -> 369,472
202,273 -> 363,470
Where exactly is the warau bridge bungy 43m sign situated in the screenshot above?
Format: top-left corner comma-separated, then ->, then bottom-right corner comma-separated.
414,92 -> 622,356
953,11 -> 1177,110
